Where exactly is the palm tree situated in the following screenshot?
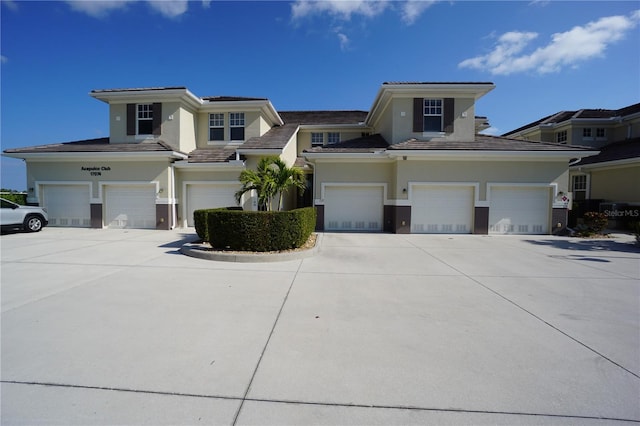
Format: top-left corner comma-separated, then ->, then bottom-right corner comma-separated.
235,156 -> 305,211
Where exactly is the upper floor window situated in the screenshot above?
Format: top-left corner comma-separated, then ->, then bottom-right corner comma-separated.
209,113 -> 224,141
556,130 -> 567,143
327,132 -> 340,144
582,128 -> 592,139
137,104 -> 153,135
423,99 -> 443,132
596,128 -> 606,138
127,103 -> 161,136
229,112 -> 245,141
311,133 -> 324,146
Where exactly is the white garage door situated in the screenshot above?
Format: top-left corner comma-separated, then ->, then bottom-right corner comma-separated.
186,184 -> 240,226
324,186 -> 383,232
42,185 -> 91,227
411,185 -> 473,234
489,186 -> 550,234
104,185 -> 156,229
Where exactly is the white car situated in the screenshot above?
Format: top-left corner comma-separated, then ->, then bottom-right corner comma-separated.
0,197 -> 49,232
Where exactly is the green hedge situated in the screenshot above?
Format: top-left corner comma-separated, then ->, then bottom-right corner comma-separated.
1,193 -> 27,205
206,207 -> 316,251
193,207 -> 242,242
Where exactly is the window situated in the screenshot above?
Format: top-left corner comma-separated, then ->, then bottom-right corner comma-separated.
229,112 -> 245,141
582,128 -> 592,139
572,175 -> 587,201
556,130 -> 567,143
423,99 -> 443,132
137,104 -> 153,135
327,132 -> 340,144
596,128 -> 606,138
311,133 -> 324,146
209,113 -> 224,141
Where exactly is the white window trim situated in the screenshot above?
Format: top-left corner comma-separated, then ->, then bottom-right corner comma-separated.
327,132 -> 340,144
209,113 -> 225,141
137,104 -> 153,136
423,98 -> 443,133
311,132 -> 324,146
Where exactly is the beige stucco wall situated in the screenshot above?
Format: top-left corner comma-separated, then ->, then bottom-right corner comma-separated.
178,107 -> 197,153
27,160 -> 171,200
386,97 -> 475,144
394,159 -> 568,201
313,161 -> 394,200
311,159 -> 569,203
589,165 -> 640,203
296,129 -> 366,154
108,102 -> 183,146
195,111 -> 264,148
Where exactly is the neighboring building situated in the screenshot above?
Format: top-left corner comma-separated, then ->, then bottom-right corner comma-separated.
503,103 -> 640,226
3,82 -> 597,234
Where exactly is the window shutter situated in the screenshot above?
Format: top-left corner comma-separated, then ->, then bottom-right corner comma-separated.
126,104 -> 136,135
413,98 -> 423,133
152,103 -> 162,136
443,98 -> 454,133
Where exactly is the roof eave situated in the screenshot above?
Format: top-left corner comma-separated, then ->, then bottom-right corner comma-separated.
2,151 -> 188,161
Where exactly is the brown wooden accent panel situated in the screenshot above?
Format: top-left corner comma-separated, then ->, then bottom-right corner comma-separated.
156,204 -> 170,230
315,204 -> 324,231
90,204 -> 103,228
413,98 -> 423,132
551,208 -> 568,235
152,102 -> 162,136
474,206 -> 489,234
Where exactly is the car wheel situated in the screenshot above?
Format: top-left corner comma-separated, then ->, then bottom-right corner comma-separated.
24,215 -> 43,232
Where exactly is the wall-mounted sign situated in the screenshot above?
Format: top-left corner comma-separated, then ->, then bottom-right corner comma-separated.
81,166 -> 111,176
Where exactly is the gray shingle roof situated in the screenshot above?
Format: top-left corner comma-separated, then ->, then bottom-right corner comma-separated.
503,103 -> 640,136
304,134 -> 389,153
3,138 -> 184,154
202,96 -> 268,102
280,111 -> 368,125
383,81 -> 494,85
241,123 -> 299,150
91,87 -> 187,94
575,138 -> 640,166
188,147 -> 238,163
389,135 -> 593,151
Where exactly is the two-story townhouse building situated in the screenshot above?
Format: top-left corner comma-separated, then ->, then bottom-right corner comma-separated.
503,102 -> 640,225
3,82 -> 598,234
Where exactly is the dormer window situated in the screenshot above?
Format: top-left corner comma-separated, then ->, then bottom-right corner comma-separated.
137,104 -> 153,135
229,112 -> 245,141
126,103 -> 161,136
311,133 -> 324,146
413,98 -> 455,134
423,99 -> 443,132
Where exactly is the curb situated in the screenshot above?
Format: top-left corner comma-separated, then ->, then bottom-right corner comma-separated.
180,233 -> 322,263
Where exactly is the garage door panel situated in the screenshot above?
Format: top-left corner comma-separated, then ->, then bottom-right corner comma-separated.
42,185 -> 91,227
105,186 -> 156,229
411,186 -> 473,234
324,186 -> 383,232
186,184 -> 240,227
489,187 -> 550,235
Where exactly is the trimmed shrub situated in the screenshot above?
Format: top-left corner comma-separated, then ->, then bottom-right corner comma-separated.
583,211 -> 609,233
193,207 -> 241,242
207,207 -> 316,251
1,192 -> 27,205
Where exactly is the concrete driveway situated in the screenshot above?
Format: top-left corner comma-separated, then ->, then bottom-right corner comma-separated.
1,228 -> 639,425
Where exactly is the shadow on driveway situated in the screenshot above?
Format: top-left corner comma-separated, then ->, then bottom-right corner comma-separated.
159,232 -> 200,254
524,237 -> 640,263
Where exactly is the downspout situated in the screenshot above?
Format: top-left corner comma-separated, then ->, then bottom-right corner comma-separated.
170,162 -> 176,229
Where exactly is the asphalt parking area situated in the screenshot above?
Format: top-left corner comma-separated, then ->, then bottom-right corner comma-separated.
1,228 -> 639,425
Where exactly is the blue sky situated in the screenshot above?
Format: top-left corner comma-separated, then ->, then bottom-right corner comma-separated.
2,0 -> 639,190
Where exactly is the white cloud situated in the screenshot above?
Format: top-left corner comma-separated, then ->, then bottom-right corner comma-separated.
66,0 -> 192,19
1,55 -> 8,64
2,0 -> 19,12
147,0 -> 188,18
66,0 -> 132,18
337,32 -> 350,51
291,0 -> 390,21
459,10 -> 640,75
400,0 -> 436,25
